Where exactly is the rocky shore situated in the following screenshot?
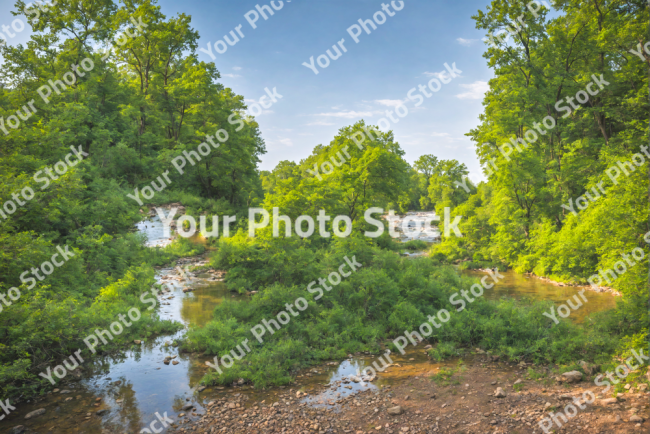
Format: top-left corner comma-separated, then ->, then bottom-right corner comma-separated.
163,353 -> 649,434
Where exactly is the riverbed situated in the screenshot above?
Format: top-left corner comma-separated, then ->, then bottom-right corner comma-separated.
0,215 -> 616,433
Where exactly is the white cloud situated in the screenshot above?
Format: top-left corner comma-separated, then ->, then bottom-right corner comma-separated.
431,132 -> 451,137
456,38 -> 479,46
374,99 -> 406,107
315,111 -> 374,119
268,137 -> 293,147
232,66 -> 242,71
222,73 -> 241,78
456,81 -> 489,100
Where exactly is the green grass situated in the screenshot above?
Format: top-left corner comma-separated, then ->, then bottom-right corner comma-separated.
430,367 -> 460,386
527,367 -> 546,381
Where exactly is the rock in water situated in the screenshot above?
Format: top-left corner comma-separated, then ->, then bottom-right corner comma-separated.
24,408 -> 46,419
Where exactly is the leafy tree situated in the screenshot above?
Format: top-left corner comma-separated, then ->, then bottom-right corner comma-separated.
427,159 -> 474,212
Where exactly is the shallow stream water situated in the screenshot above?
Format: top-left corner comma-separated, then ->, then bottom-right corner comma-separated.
0,215 -> 616,433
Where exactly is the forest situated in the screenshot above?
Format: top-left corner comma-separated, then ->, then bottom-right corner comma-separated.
0,0 -> 647,405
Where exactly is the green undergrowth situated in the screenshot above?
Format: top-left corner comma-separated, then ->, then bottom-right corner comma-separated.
185,233 -> 623,389
401,239 -> 429,251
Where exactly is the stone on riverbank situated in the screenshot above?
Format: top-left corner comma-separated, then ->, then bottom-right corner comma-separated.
561,370 -> 582,383
387,406 -> 402,415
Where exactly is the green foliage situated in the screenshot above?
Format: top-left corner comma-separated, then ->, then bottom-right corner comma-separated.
0,0 -> 643,404
0,0 -> 264,399
401,240 -> 428,251
262,121 -> 411,222
427,159 -> 475,213
429,0 -> 648,360
428,342 -> 460,362
187,233 -> 622,389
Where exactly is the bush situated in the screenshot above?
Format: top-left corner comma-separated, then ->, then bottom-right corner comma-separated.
186,234 -> 621,389
402,240 -> 428,251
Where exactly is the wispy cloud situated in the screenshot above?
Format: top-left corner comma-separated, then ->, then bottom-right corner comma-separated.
456,38 -> 479,46
423,71 -> 445,79
307,121 -> 336,126
277,137 -> 293,147
232,66 -> 242,71
374,99 -> 407,107
456,81 -> 489,100
315,111 -> 374,119
431,132 -> 451,137
223,73 -> 241,78
268,137 -> 293,147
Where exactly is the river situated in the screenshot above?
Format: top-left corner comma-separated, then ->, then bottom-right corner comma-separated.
0,215 -> 616,433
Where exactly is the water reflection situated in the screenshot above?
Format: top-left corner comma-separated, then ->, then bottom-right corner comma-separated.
180,280 -> 231,328
467,270 -> 617,322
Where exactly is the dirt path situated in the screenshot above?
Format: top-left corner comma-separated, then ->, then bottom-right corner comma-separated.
167,353 -> 649,434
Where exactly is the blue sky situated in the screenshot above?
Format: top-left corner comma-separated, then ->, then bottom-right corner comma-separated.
1,0 -> 495,182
